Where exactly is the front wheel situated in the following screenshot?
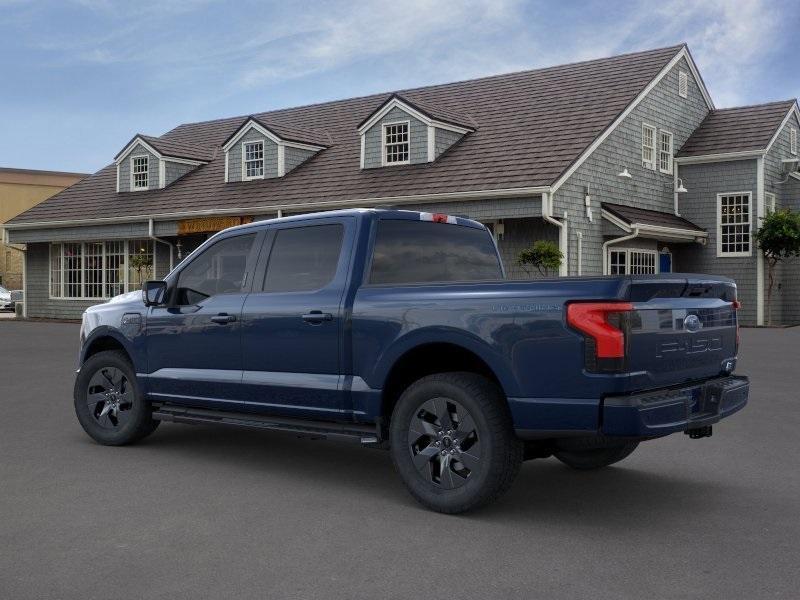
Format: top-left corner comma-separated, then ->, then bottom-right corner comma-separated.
74,350 -> 159,446
389,372 -> 523,514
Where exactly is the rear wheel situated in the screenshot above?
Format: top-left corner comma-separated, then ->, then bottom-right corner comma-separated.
74,350 -> 159,446
554,441 -> 638,470
389,372 -> 523,514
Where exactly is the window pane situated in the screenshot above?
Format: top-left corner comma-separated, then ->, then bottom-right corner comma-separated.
178,234 -> 256,303
263,225 -> 344,292
64,243 -> 82,298
105,241 -> 126,297
128,239 -> 153,291
384,122 -> 410,164
370,220 -> 502,284
244,141 -> 264,177
719,194 -> 751,254
84,242 -> 104,298
50,244 -> 62,297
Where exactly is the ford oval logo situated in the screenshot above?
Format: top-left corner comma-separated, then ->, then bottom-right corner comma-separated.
684,314 -> 702,332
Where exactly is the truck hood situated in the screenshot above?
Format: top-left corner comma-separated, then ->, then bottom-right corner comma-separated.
84,290 -> 145,314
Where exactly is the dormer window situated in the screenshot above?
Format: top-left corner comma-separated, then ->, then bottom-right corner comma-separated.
132,156 -> 149,190
243,141 -> 265,179
383,122 -> 410,165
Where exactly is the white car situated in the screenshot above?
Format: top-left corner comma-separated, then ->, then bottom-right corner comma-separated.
0,285 -> 14,311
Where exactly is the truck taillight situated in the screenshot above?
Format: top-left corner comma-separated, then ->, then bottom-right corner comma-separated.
567,302 -> 633,372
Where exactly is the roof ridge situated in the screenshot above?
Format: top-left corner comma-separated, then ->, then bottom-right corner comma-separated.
711,99 -> 797,112
166,44 -> 686,132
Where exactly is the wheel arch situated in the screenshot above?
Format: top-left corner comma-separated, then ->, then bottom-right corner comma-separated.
377,333 -> 518,419
80,328 -> 135,367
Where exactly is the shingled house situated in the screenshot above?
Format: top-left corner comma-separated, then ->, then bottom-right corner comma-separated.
5,44 -> 800,325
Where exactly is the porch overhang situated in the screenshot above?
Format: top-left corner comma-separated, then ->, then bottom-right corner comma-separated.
601,203 -> 707,243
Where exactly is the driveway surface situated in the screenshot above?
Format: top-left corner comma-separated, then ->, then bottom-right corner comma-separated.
1,321 -> 798,599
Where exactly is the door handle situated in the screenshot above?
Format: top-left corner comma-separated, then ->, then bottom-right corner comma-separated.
210,313 -> 237,324
302,311 -> 333,324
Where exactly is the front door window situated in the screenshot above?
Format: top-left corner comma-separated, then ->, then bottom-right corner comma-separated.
608,248 -> 658,275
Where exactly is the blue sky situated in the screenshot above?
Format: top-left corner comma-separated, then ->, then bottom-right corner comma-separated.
1,0 -> 798,173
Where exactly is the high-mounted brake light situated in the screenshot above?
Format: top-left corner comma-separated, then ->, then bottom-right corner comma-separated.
567,302 -> 633,359
420,212 -> 457,224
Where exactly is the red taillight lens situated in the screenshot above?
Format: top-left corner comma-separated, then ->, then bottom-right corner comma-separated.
567,302 -> 633,359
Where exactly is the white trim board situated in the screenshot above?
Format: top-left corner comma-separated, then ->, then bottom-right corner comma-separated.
675,150 -> 764,165
357,96 -> 474,136
4,187 -> 551,231
221,119 -> 327,153
551,46 -> 714,194
764,103 -> 800,155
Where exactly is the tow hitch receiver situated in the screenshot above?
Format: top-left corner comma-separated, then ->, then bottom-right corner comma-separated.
685,426 -> 713,439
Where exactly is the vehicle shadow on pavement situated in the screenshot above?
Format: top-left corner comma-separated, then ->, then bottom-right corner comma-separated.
127,422 -> 737,523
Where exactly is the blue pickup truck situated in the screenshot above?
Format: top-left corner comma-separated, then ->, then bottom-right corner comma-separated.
74,208 -> 748,513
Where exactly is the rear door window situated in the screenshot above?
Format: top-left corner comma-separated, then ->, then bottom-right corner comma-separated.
369,220 -> 502,284
262,224 -> 345,292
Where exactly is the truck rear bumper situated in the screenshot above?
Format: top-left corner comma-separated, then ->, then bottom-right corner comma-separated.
510,375 -> 748,440
601,375 -> 749,437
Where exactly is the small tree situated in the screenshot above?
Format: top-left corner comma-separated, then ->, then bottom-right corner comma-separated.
518,240 -> 563,277
755,208 -> 800,325
129,253 -> 153,289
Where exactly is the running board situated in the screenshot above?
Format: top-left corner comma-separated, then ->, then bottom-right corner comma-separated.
152,405 -> 381,445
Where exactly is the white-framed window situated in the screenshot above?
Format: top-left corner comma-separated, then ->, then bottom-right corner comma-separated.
766,192 -> 776,213
383,121 -> 410,165
790,127 -> 797,155
608,248 -> 658,275
49,240 -> 154,299
659,130 -> 674,174
243,140 -> 265,179
678,70 -> 688,98
717,192 -> 752,257
642,123 -> 656,170
131,156 -> 149,190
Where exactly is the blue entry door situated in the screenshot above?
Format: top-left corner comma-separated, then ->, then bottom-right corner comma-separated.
239,216 -> 356,418
659,252 -> 672,273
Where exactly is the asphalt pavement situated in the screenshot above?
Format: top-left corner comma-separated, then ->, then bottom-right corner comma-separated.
0,320 -> 798,599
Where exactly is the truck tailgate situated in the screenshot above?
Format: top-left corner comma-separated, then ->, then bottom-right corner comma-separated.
626,275 -> 738,389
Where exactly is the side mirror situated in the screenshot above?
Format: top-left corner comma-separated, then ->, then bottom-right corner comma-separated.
142,280 -> 168,307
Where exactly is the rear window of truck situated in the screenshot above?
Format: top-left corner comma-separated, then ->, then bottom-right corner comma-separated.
369,219 -> 503,284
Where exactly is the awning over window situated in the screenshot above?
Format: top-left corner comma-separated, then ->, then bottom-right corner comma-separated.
601,202 -> 707,242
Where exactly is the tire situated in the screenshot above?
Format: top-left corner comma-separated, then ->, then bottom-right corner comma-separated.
553,441 -> 638,470
389,372 -> 523,514
74,350 -> 159,446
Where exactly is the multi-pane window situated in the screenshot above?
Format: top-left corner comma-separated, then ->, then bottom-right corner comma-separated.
790,127 -> 797,155
383,122 -> 410,165
718,193 -> 752,256
49,240 -> 154,299
766,192 -> 777,214
642,123 -> 656,169
608,249 -> 657,275
243,141 -> 264,179
132,156 -> 149,189
678,70 -> 688,98
659,131 -> 674,174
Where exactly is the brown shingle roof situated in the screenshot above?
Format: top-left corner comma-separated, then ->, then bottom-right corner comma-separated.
603,202 -> 705,232
677,100 -> 797,157
356,93 -> 476,130
10,45 -> 685,225
113,134 -> 216,162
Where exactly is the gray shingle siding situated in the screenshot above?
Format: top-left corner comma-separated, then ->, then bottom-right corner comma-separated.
118,143 -> 159,192
672,160 -> 758,325
284,146 -> 316,174
554,57 -> 710,277
402,196 -> 542,221
227,128 -> 279,182
765,110 -> 800,324
164,160 -> 195,187
25,243 -> 102,320
434,128 -> 463,159
363,107 -> 427,168
497,218 -> 559,280
9,223 -> 151,244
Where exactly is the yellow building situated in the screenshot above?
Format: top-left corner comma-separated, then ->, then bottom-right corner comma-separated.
0,168 -> 87,289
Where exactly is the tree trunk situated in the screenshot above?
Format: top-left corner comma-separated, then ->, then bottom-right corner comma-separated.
766,259 -> 775,326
